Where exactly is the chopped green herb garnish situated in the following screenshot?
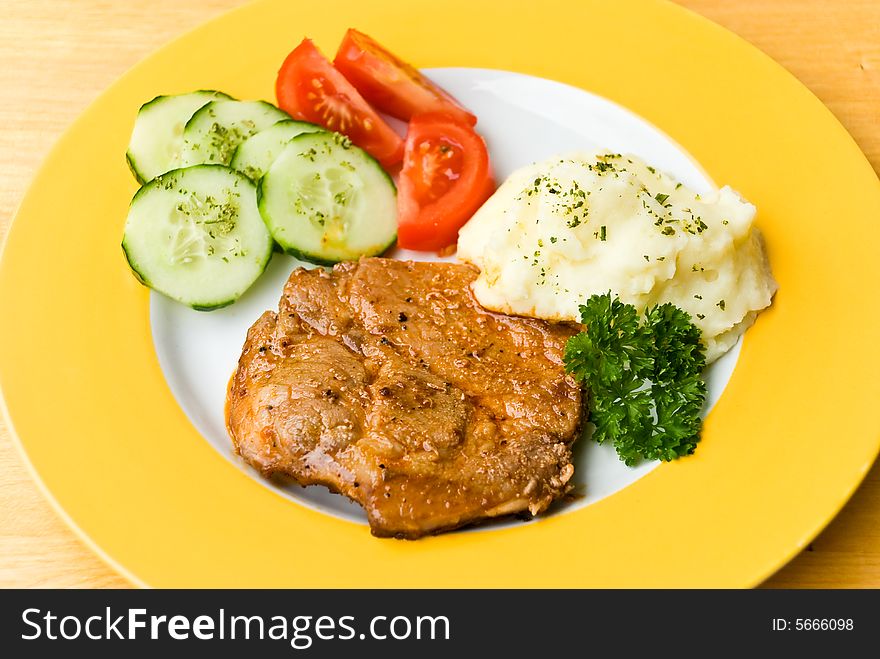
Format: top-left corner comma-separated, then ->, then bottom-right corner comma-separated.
563,293 -> 707,465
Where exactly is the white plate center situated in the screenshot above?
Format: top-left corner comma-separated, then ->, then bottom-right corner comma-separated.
151,68 -> 740,527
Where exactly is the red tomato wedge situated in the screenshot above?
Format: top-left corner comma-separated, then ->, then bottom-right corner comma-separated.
397,114 -> 495,252
275,38 -> 404,168
334,29 -> 477,126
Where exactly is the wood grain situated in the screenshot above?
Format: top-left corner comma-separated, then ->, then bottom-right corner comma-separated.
0,0 -> 878,589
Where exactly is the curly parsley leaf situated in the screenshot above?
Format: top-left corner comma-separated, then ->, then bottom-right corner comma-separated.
563,293 -> 707,465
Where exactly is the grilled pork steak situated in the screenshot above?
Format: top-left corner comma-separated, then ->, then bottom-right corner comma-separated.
226,258 -> 582,538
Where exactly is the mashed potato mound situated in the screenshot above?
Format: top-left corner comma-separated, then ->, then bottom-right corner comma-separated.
457,151 -> 777,363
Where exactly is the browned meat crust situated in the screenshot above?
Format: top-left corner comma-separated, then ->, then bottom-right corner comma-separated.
226,258 -> 581,538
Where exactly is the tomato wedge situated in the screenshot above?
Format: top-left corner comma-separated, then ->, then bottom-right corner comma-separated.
397,114 -> 494,251
334,29 -> 477,126
275,38 -> 404,168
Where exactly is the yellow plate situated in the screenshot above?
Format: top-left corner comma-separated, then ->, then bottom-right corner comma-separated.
1,0 -> 879,588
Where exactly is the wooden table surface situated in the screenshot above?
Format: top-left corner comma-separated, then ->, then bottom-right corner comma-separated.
1,0 -> 878,588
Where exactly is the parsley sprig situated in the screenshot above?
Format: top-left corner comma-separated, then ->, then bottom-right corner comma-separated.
563,293 -> 707,465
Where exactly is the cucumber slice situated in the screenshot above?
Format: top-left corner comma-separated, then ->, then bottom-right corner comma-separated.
179,100 -> 290,168
126,90 -> 232,184
122,165 -> 273,310
258,132 -> 397,265
230,120 -> 325,181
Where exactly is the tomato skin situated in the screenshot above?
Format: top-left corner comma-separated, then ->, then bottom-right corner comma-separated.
275,39 -> 404,167
334,29 -> 477,126
397,114 -> 494,252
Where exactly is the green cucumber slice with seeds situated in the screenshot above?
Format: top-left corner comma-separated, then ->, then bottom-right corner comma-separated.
126,90 -> 232,184
122,165 -> 273,311
258,132 -> 397,265
179,100 -> 290,168
230,120 -> 325,181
